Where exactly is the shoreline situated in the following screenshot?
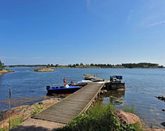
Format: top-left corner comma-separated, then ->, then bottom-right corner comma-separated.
0,72 -> 164,130
0,96 -> 164,130
0,97 -> 61,130
0,69 -> 13,75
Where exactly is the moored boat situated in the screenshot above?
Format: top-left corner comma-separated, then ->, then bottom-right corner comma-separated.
46,85 -> 81,95
83,74 -> 96,80
105,76 -> 125,90
83,74 -> 104,82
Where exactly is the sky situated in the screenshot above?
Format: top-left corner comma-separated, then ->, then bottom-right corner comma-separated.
0,0 -> 165,65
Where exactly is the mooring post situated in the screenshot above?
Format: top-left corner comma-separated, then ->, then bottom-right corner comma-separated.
8,88 -> 12,130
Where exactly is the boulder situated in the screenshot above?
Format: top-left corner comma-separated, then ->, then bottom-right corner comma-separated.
148,129 -> 165,131
156,96 -> 165,102
116,110 -> 141,125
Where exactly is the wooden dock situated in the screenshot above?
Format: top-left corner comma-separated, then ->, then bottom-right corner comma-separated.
34,82 -> 104,124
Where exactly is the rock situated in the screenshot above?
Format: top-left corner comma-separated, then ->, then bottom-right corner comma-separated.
0,98 -> 60,129
147,129 -> 165,131
116,110 -> 141,125
156,96 -> 165,102
115,109 -> 165,131
100,90 -> 107,95
0,69 -> 12,75
161,122 -> 165,127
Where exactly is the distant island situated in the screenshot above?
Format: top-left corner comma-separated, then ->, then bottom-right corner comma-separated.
7,62 -> 164,68
34,67 -> 55,72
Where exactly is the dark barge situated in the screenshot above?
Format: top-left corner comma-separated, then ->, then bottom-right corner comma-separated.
104,76 -> 125,90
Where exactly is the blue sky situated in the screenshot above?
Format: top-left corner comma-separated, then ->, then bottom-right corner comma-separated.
0,0 -> 165,65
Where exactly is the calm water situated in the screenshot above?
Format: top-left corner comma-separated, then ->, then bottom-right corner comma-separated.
0,67 -> 165,128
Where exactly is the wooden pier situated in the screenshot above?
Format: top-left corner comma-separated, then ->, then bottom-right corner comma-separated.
34,82 -> 104,124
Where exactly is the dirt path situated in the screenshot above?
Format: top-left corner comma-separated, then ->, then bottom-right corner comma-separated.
12,118 -> 65,131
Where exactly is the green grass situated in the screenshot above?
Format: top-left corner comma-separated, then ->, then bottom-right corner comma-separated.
0,103 -> 44,131
56,103 -> 143,131
10,117 -> 23,129
0,128 -> 7,131
31,104 -> 44,116
0,116 -> 23,131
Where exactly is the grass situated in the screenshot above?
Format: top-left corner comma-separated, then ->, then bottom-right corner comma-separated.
0,128 -> 6,131
10,116 -> 23,129
0,102 -> 45,131
56,103 -> 143,131
0,116 -> 23,131
31,103 -> 44,116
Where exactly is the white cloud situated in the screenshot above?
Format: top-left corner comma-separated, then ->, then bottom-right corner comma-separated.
148,20 -> 165,27
126,9 -> 134,23
86,0 -> 91,9
124,0 -> 165,29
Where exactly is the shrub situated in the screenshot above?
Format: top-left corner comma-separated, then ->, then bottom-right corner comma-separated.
56,103 -> 143,131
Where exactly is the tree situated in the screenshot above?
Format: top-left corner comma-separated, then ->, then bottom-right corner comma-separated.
0,60 -> 4,70
80,63 -> 84,66
90,63 -> 94,66
75,63 -> 79,67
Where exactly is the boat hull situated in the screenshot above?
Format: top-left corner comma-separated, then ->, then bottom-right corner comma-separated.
47,86 -> 81,95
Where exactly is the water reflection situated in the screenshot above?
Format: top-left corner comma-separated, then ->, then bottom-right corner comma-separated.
103,90 -> 125,105
0,97 -> 44,108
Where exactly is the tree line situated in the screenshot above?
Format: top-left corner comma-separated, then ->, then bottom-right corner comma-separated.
121,63 -> 163,68
67,63 -> 164,68
5,62 -> 165,68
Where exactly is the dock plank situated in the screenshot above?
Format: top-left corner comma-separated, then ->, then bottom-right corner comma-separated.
34,82 -> 104,124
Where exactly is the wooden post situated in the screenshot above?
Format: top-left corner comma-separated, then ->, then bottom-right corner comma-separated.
8,88 -> 12,130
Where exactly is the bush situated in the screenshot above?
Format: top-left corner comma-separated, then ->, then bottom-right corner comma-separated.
55,103 -> 143,131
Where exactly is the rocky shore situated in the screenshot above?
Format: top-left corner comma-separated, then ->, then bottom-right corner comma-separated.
0,69 -> 13,75
1,99 -> 165,131
0,97 -> 165,130
0,98 -> 60,130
